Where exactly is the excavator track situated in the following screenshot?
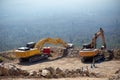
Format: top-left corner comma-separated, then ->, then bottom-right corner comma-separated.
19,54 -> 49,63
29,54 -> 49,62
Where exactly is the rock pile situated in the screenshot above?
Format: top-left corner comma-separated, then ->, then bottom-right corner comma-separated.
67,48 -> 79,58
28,66 -> 98,78
50,46 -> 79,58
0,63 -> 29,76
0,63 -> 99,78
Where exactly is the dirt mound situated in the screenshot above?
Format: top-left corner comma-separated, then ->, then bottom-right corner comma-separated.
67,47 -> 80,58
50,47 -> 64,59
50,47 -> 79,59
0,63 -> 29,76
0,51 -> 16,63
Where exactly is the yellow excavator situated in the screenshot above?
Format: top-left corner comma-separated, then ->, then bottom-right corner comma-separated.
14,38 -> 73,62
79,28 -> 113,62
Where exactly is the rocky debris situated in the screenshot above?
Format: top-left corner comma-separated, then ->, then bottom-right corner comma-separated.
29,71 -> 37,76
109,69 -> 120,80
50,47 -> 65,59
0,63 -> 29,76
115,69 -> 120,74
113,49 -> 120,60
0,63 -> 9,76
0,51 -> 16,63
41,69 -> 51,77
38,66 -> 101,78
0,63 -> 101,78
50,46 -> 79,59
67,48 -> 80,58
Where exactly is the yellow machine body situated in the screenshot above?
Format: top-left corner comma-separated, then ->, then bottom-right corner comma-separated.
14,48 -> 40,58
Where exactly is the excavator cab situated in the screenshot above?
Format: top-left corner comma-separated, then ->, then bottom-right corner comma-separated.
82,44 -> 92,49
17,42 -> 36,51
26,42 -> 36,48
18,47 -> 30,51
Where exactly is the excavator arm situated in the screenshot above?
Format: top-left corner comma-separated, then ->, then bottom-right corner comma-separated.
84,28 -> 106,49
80,28 -> 106,58
34,37 -> 68,49
91,28 -> 106,49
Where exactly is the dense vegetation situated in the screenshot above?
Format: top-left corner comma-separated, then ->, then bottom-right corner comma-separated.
0,0 -> 120,51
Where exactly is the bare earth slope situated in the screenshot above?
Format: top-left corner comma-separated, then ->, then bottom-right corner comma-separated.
0,49 -> 120,80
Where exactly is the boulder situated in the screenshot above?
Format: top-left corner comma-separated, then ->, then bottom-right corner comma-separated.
41,69 -> 51,78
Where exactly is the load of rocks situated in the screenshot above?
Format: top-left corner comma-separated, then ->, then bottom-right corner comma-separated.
0,63 -> 99,78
